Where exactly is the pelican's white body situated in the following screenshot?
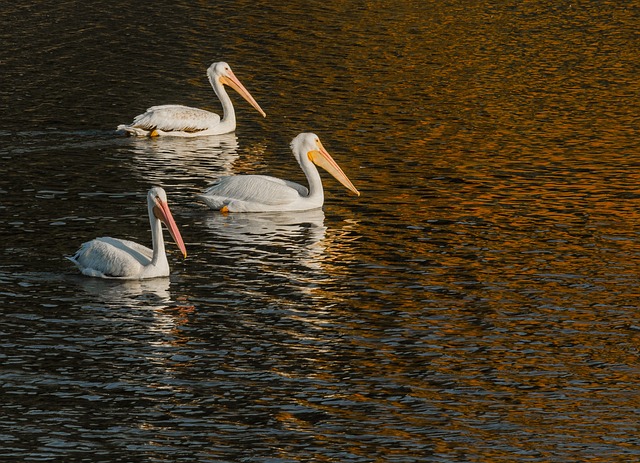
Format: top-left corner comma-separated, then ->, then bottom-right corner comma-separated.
200,174 -> 319,213
117,62 -> 264,137
68,237 -> 168,279
119,104 -> 228,138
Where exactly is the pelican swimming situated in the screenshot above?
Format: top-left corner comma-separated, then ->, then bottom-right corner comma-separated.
117,62 -> 265,137
67,187 -> 187,279
200,133 -> 360,213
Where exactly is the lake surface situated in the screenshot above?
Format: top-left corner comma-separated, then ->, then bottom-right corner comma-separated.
2,1 -> 639,462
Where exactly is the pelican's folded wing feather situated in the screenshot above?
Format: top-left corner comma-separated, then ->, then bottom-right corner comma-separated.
201,175 -> 308,207
132,105 -> 221,133
67,237 -> 152,278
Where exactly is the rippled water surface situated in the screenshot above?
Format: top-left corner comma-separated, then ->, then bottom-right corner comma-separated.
2,1 -> 640,462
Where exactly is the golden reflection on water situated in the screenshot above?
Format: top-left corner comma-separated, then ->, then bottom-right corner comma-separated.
233,2 -> 640,458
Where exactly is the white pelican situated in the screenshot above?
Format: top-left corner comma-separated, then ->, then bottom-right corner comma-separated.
200,133 -> 360,212
67,187 -> 187,279
117,62 -> 265,137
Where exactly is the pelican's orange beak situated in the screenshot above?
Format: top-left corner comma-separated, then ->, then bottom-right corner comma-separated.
221,70 -> 266,118
153,198 -> 187,258
308,140 -> 360,196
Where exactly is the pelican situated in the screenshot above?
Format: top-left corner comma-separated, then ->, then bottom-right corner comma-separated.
117,62 -> 265,137
67,187 -> 187,279
200,133 -> 360,212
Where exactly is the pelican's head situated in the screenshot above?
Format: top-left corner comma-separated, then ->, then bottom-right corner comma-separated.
148,187 -> 187,258
207,61 -> 266,118
291,133 -> 360,196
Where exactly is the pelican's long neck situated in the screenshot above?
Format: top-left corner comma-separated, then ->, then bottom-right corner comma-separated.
211,77 -> 236,132
149,204 -> 167,267
300,157 -> 325,202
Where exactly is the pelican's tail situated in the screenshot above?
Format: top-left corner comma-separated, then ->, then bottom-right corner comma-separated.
116,124 -> 150,137
198,193 -> 225,210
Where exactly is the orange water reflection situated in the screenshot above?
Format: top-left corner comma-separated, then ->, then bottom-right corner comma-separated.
242,1 -> 640,460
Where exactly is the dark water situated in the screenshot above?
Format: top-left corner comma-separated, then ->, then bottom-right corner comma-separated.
2,1 -> 640,462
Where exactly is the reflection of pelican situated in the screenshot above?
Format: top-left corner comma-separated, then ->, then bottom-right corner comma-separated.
71,276 -> 195,352
74,276 -> 171,305
203,208 -> 327,274
200,133 -> 360,212
205,208 -> 327,244
67,187 -> 187,279
126,133 -> 241,187
117,62 -> 265,137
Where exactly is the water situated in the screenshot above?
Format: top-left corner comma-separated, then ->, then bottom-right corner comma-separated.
2,1 -> 639,462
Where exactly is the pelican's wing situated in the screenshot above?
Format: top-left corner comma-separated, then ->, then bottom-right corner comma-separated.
131,105 -> 221,133
201,175 -> 308,207
67,237 -> 152,278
